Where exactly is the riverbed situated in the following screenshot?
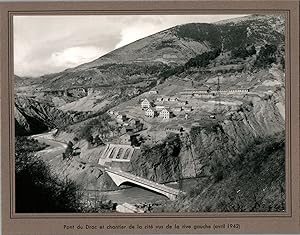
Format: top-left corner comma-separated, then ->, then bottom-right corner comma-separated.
84,178 -> 200,205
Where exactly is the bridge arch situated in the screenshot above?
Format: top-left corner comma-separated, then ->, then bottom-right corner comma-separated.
118,181 -> 170,199
106,170 -> 179,200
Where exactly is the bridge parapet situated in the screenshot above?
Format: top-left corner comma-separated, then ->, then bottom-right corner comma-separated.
105,168 -> 182,200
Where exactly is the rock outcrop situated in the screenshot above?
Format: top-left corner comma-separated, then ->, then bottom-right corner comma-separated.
188,92 -> 284,178
128,134 -> 182,183
128,87 -> 285,183
15,96 -> 84,135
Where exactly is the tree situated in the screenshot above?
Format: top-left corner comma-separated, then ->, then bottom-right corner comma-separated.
15,137 -> 82,212
67,141 -> 74,148
232,47 -> 249,59
87,135 -> 94,144
94,135 -> 104,146
231,44 -> 256,60
185,48 -> 221,69
130,135 -> 139,147
209,156 -> 226,183
255,44 -> 277,68
248,45 -> 256,56
280,56 -> 285,70
64,141 -> 74,159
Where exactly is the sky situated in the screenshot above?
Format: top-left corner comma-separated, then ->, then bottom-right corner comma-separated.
14,14 -> 247,77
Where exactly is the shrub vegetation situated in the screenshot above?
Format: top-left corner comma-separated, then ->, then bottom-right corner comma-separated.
15,137 -> 82,212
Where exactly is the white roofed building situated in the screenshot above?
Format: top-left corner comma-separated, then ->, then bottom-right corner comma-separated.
145,108 -> 156,118
141,98 -> 151,109
149,90 -> 158,94
159,108 -> 172,119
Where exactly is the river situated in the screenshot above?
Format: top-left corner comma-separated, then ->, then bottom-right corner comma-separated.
85,187 -> 170,205
84,179 -> 199,205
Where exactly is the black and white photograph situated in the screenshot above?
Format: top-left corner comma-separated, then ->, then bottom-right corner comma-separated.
14,14 -> 286,214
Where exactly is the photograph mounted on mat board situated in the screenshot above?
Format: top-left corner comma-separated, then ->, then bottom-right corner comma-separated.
1,0 -> 299,234
14,13 -> 286,214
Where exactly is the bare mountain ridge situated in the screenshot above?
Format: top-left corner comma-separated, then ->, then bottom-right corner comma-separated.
73,27 -> 210,70
17,14 -> 285,90
72,14 -> 285,71
215,14 -> 285,34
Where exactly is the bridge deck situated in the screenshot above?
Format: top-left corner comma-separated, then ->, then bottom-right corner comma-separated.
105,168 -> 181,195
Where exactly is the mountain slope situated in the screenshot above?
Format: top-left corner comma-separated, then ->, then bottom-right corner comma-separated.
18,14 -> 284,90
15,96 -> 86,135
168,132 -> 285,212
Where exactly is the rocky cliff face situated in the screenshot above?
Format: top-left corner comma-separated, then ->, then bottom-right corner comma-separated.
15,96 -> 84,135
188,91 -> 284,178
128,134 -> 182,183
168,132 -> 285,212
128,87 -> 285,183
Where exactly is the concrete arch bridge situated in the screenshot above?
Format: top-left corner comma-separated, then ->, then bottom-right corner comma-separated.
105,168 -> 182,200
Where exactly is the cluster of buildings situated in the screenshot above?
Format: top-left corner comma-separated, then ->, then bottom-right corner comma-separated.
107,110 -> 145,146
144,106 -> 172,119
141,97 -> 193,119
108,110 -> 144,135
179,88 -> 250,97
